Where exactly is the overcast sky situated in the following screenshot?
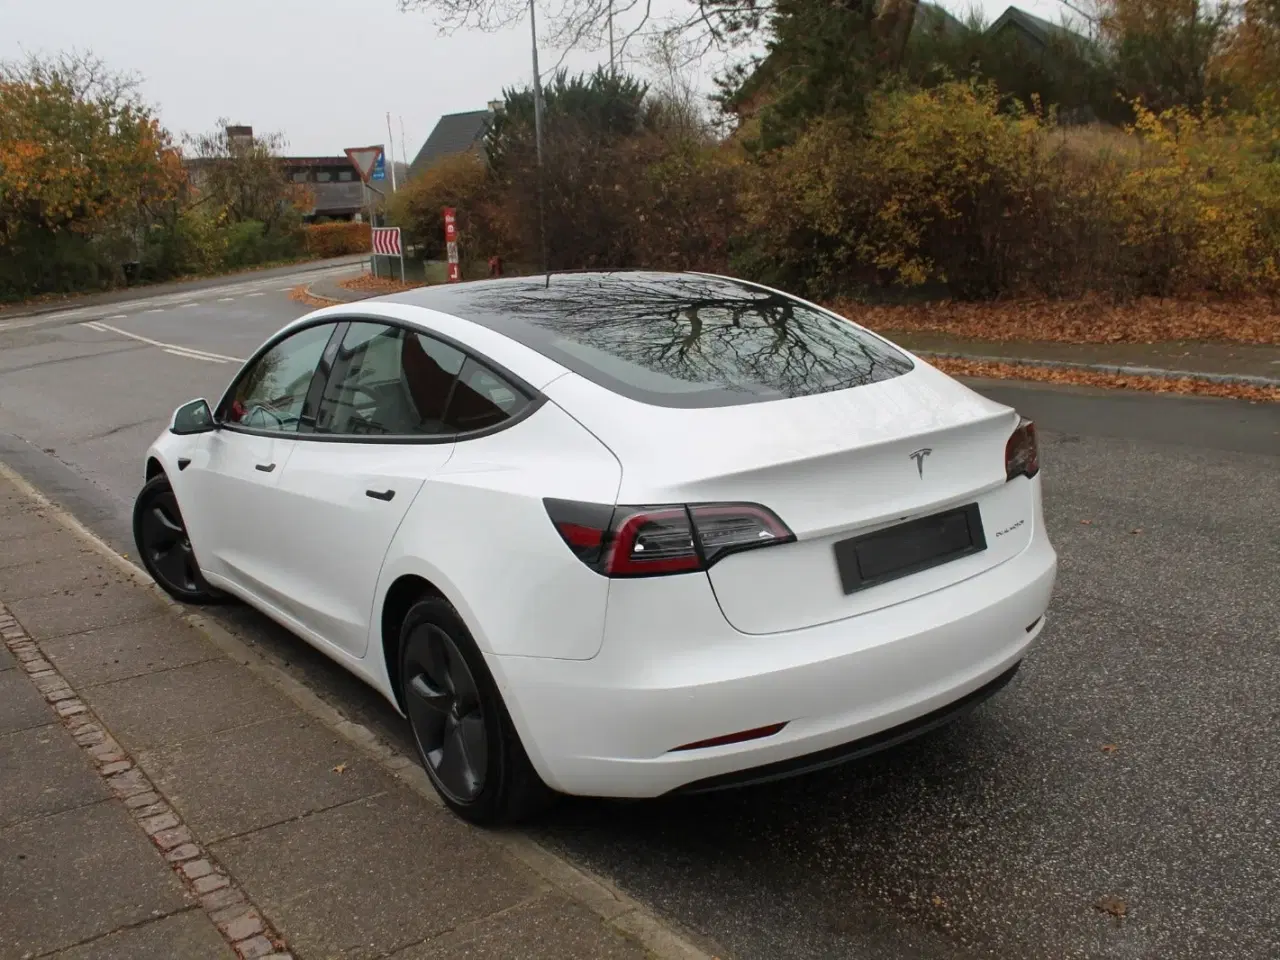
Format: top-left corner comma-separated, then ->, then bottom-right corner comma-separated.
2,0 -> 1070,161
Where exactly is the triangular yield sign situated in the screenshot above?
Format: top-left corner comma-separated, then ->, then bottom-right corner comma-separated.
344,145 -> 383,182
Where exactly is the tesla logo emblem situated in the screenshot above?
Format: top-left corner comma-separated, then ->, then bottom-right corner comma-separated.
909,448 -> 933,478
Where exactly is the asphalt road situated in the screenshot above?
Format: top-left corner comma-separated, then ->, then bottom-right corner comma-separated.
2,274 -> 1277,960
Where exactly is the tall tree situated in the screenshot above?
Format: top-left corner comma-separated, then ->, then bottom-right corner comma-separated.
182,121 -> 311,231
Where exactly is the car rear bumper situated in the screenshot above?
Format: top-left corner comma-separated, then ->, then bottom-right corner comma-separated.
489,523 -> 1057,799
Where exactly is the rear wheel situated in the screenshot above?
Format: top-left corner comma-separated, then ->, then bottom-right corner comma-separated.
399,596 -> 552,825
132,474 -> 223,605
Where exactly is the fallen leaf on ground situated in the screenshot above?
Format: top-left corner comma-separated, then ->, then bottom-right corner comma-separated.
331,762 -> 348,774
1080,519 -> 1094,525
928,357 -> 1280,403
827,296 -> 1280,345
289,284 -> 337,308
931,895 -> 948,908
1101,744 -> 1118,753
1130,528 -> 1143,534
338,274 -> 426,295
1094,896 -> 1128,918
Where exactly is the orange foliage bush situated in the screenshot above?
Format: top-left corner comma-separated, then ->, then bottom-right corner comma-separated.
303,222 -> 371,258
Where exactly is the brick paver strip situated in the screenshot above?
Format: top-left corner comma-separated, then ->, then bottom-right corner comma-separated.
0,602 -> 295,960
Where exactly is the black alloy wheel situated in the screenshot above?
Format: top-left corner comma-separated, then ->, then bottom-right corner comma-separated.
403,622 -> 489,803
132,475 -> 222,604
399,596 -> 552,824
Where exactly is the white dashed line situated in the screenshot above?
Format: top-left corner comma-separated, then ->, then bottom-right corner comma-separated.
88,322 -> 244,363
81,321 -> 108,333
107,314 -> 129,320
179,302 -> 198,308
246,292 -> 264,298
276,285 -> 294,291
144,308 -> 165,314
164,348 -> 228,363
217,297 -> 235,302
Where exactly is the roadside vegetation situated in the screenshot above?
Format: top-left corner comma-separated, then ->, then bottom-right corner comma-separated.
0,52 -> 364,302
388,0 -> 1280,343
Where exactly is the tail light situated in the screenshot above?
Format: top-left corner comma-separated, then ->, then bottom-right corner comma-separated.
1005,416 -> 1039,481
543,499 -> 795,577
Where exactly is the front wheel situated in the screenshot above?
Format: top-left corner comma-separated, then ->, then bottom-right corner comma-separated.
399,596 -> 553,825
132,474 -> 223,605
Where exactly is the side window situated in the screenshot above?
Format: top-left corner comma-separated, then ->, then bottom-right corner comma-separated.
315,323 -> 464,436
443,357 -> 529,434
219,323 -> 335,432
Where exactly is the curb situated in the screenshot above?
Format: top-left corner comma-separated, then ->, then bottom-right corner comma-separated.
914,350 -> 1280,388
0,603 -> 294,960
0,460 -> 721,960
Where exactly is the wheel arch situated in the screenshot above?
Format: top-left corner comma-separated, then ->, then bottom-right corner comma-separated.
145,457 -> 165,481
379,573 -> 448,712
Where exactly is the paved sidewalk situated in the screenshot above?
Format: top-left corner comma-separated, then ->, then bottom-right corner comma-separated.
301,275 -> 1278,386
0,474 -> 693,960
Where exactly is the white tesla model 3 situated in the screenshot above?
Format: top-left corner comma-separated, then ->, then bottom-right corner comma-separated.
133,271 -> 1057,824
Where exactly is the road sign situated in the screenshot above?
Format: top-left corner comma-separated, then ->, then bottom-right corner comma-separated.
372,152 -> 386,181
372,227 -> 401,256
344,145 -> 383,183
370,226 -> 405,282
443,208 -> 460,283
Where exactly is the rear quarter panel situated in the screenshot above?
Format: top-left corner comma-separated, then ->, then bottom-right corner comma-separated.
371,399 -> 623,660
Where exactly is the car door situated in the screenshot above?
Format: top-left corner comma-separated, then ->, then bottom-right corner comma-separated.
180,321 -> 340,605
269,320 -> 468,657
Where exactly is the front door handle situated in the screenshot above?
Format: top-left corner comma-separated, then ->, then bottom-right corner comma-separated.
365,489 -> 395,502
254,462 -> 276,473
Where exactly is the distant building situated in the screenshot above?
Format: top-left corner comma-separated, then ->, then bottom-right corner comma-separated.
407,103 -> 499,181
282,156 -> 365,221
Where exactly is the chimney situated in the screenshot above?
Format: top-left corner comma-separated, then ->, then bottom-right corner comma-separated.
487,100 -> 503,113
225,125 -> 254,150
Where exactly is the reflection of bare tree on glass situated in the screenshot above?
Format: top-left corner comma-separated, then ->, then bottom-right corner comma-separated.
460,273 -> 912,399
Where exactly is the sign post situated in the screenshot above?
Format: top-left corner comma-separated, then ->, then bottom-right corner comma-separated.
345,145 -> 385,275
443,207 -> 459,283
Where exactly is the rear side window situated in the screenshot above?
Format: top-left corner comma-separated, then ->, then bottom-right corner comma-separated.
442,357 -> 529,433
407,274 -> 914,409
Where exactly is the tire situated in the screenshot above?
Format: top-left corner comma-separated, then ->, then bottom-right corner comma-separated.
399,595 -> 553,825
132,474 -> 224,605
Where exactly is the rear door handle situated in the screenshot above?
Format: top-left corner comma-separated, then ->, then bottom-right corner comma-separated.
254,462 -> 276,473
365,489 -> 395,501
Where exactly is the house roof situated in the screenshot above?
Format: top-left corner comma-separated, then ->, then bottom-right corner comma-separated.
988,5 -> 1077,46
408,109 -> 494,180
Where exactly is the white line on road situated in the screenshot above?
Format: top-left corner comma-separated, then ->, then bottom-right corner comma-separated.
144,308 -> 165,314
107,314 -> 129,320
276,285 -> 295,291
217,297 -> 235,302
164,348 -> 228,363
81,321 -> 107,332
179,302 -> 198,308
246,292 -> 264,297
89,322 -> 244,363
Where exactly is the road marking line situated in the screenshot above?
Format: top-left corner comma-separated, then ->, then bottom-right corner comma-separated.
164,348 -> 228,363
178,302 -> 198,308
246,292 -> 264,297
144,308 -> 165,313
217,297 -> 235,302
90,322 -> 244,363
107,314 -> 129,320
80,321 -> 108,332
276,285 -> 295,291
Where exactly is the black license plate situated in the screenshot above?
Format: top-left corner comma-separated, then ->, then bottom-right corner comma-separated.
834,504 -> 986,594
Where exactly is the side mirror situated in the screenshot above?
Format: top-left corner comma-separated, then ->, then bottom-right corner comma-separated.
170,398 -> 216,435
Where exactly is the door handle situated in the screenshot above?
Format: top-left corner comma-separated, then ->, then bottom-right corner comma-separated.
254,462 -> 276,473
365,489 -> 395,502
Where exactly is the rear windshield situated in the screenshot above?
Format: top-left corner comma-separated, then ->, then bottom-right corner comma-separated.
406,273 -> 914,409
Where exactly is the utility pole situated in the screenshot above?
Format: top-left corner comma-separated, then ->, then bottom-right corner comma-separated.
529,0 -> 549,276
398,116 -> 408,180
386,112 -> 398,192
